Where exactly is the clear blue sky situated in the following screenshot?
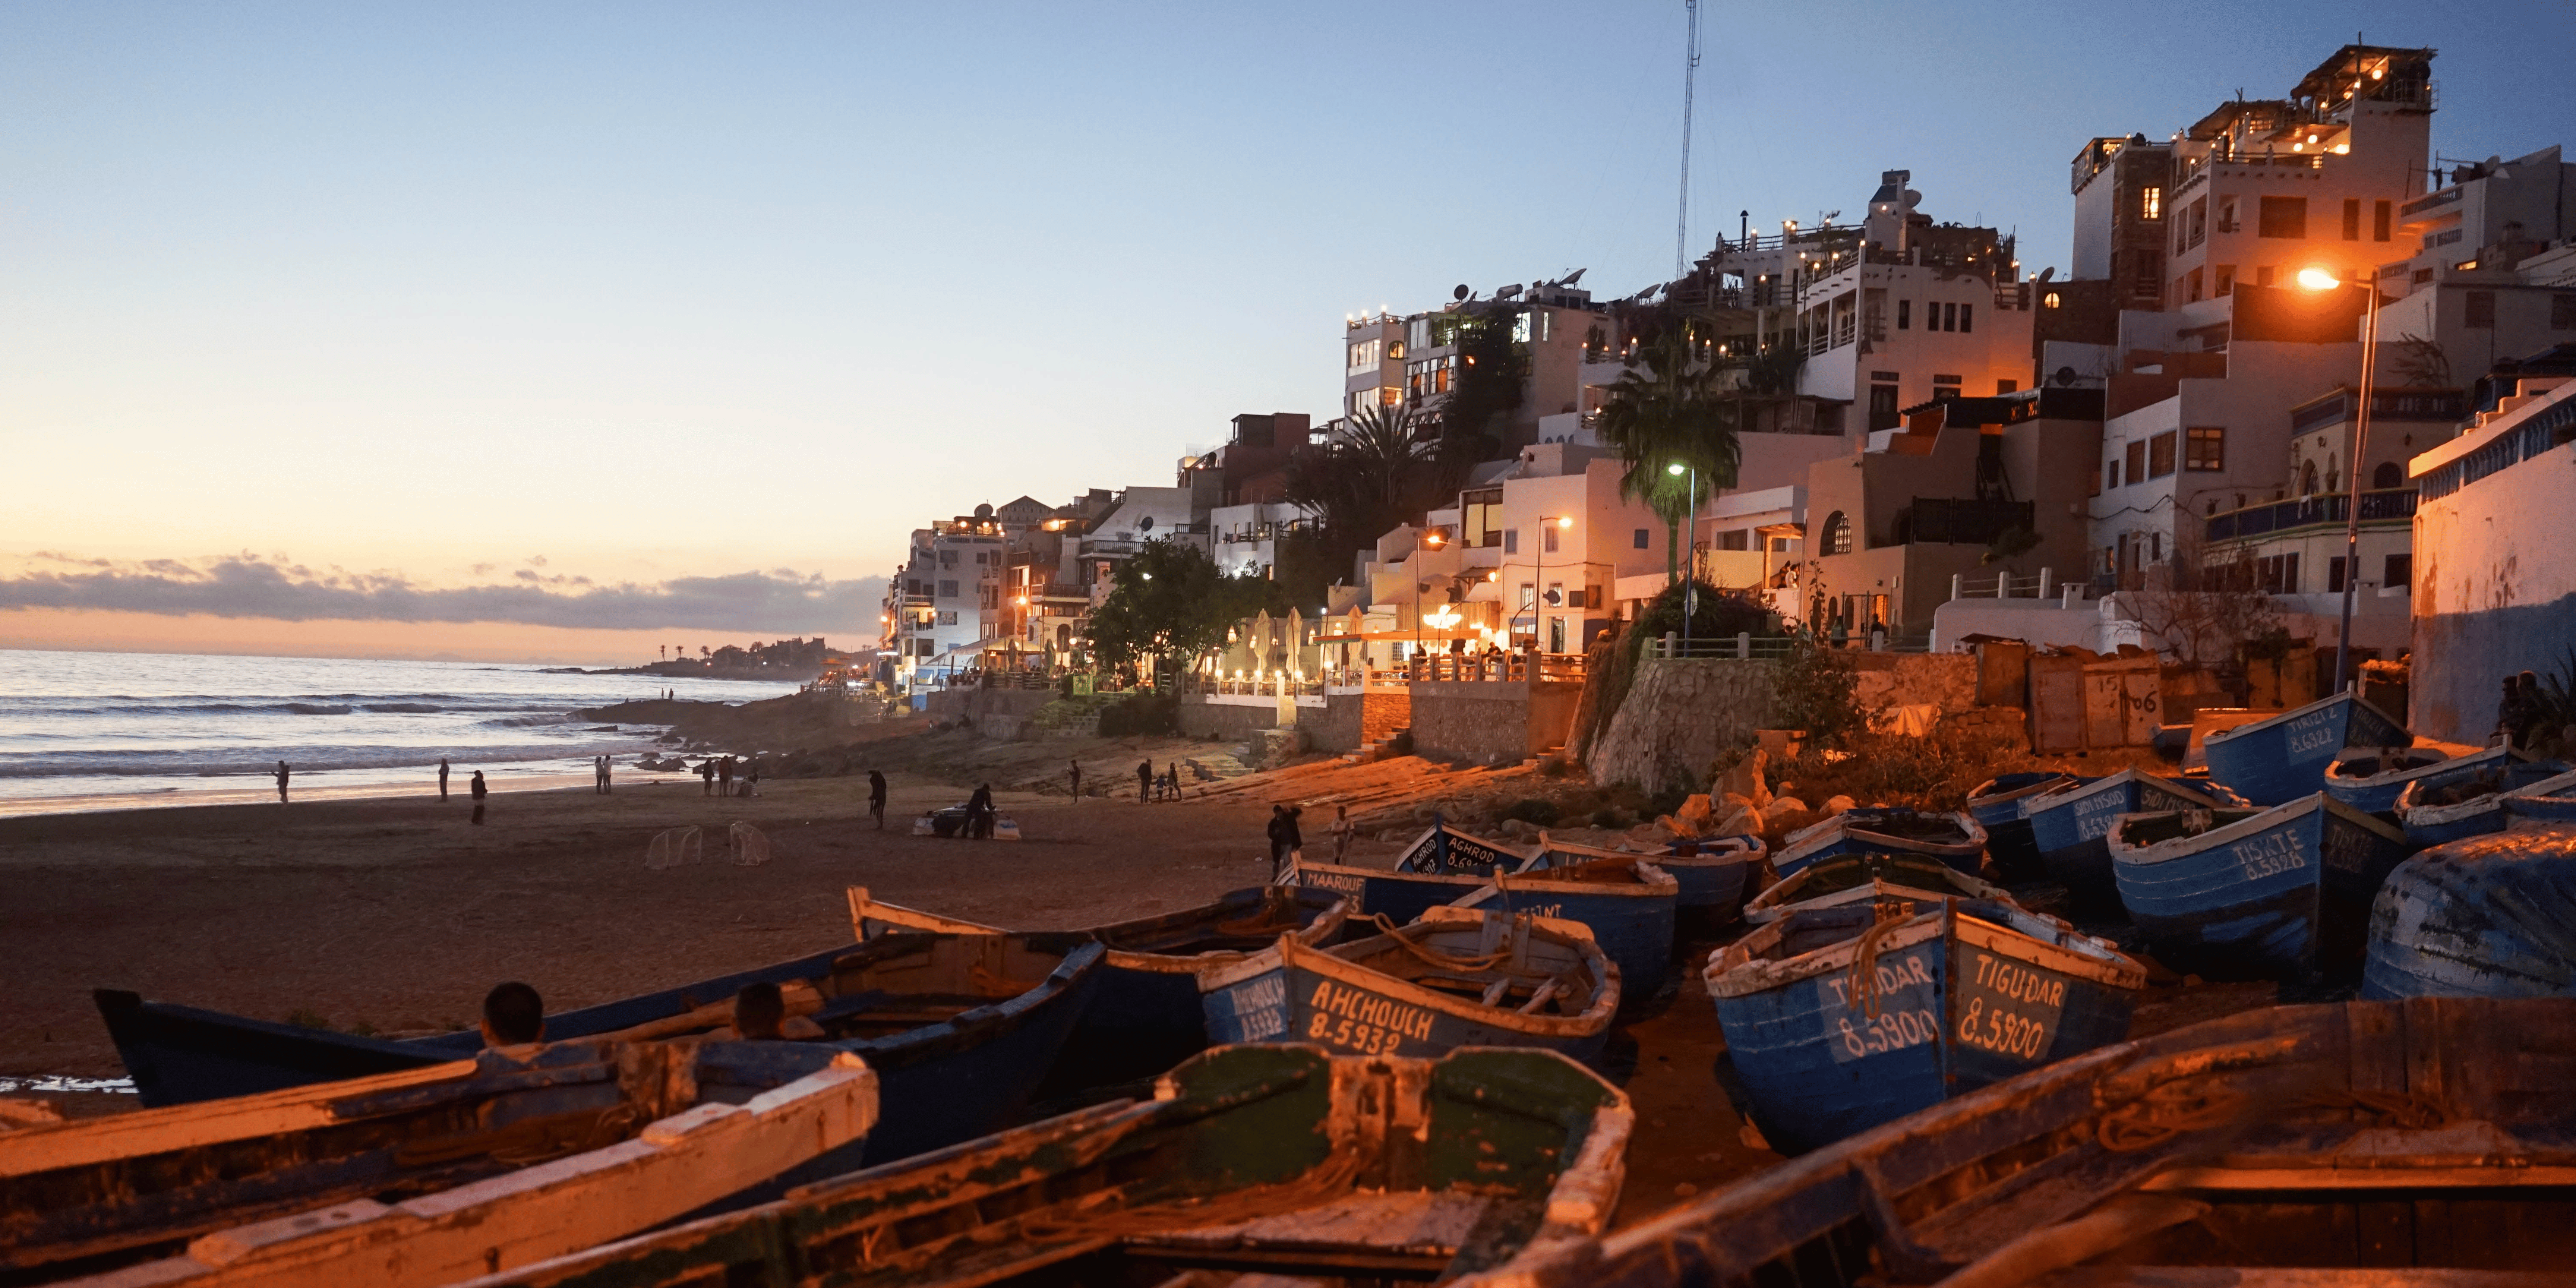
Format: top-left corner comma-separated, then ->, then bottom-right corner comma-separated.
3,2 -> 2570,654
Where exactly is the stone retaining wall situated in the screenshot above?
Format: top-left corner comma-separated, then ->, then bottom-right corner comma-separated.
1849,652 -> 1978,713
1409,681 -> 1581,765
1585,659 -> 1775,793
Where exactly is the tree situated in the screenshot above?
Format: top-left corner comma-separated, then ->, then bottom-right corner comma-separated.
1593,320 -> 1743,582
1084,539 -> 1269,683
1438,309 -> 1528,465
2117,531 -> 2284,671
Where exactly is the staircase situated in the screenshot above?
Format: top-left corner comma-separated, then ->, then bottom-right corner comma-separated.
1343,726 -> 1414,764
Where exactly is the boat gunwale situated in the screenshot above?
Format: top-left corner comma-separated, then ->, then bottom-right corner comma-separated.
2109,793 -> 2407,870
1742,870 -> 2013,924
2024,768 -> 2238,826
1775,810 -> 1989,869
2397,775 -> 2520,827
2201,689 -> 2405,749
2324,744 -> 2490,792
1706,902 -> 2142,998
1477,859 -> 1681,899
1966,772 -> 2083,820
2504,764 -> 2576,814
1203,920 -> 1619,1037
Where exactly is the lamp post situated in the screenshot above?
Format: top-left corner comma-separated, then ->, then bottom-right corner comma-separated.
1412,527 -> 1444,674
1534,515 -> 1573,655
1669,460 -> 1700,655
2297,265 -> 2383,695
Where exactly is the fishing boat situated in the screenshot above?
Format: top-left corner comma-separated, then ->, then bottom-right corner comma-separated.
1771,808 -> 1988,880
1965,772 -> 2082,881
2201,689 -> 2409,805
1449,997 -> 2576,1288
1202,907 -> 1617,1063
846,885 -> 1349,1092
1706,898 -> 2144,1155
2323,744 -> 2480,815
2506,763 -> 2576,821
2024,769 -> 2241,903
1453,855 -> 1680,999
1393,816 -> 1530,875
441,1043 -> 1633,1288
2392,758 -> 2564,847
1741,852 -> 2015,924
1281,855 -> 1499,926
2365,829 -> 2576,1000
1527,831 -> 1763,918
2109,793 -> 2414,979
1,1038 -> 875,1287
96,933 -> 1104,1166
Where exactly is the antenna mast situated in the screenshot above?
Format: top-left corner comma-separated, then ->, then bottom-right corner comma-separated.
1675,0 -> 1702,278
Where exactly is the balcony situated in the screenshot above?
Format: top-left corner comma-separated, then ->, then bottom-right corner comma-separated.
1889,498 -> 2035,547
2203,489 -> 2418,542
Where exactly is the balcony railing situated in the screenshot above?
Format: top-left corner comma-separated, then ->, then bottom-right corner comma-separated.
2203,488 -> 2418,542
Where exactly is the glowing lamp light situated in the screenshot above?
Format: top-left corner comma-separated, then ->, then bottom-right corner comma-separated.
1667,461 -> 1688,476
2295,267 -> 2343,291
1558,517 -> 1575,529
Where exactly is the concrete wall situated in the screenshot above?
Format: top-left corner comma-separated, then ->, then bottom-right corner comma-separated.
1849,651 -> 1978,713
1178,697 -> 1285,743
1409,681 -> 1581,765
2410,388 -> 2576,742
924,687 -> 1056,739
1298,691 -> 1412,754
1585,659 -> 1777,793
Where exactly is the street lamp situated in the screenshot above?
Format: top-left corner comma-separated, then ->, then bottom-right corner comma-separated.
1412,527 -> 1446,669
1669,459 -> 1702,655
1534,515 -> 1573,654
2297,265 -> 2383,695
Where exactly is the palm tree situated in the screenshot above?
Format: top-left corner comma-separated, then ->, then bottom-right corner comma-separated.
1594,320 -> 1742,583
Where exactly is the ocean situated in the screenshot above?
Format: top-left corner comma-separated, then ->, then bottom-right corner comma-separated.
0,648 -> 801,812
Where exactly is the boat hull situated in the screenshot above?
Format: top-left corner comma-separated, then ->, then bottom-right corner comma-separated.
1659,845 -> 1759,912
2203,691 -> 2409,806
2113,795 -> 2412,979
2365,830 -> 2576,999
2324,746 -> 2504,815
1709,911 -> 2140,1155
1472,878 -> 1677,999
1772,812 -> 1987,880
1201,926 -> 1614,1065
1966,773 -> 2079,882
2027,772 -> 2228,903
1286,859 -> 1490,926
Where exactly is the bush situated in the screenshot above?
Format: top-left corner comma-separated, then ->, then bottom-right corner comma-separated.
1500,797 -> 1562,825
1769,641 -> 1862,747
1096,691 -> 1179,737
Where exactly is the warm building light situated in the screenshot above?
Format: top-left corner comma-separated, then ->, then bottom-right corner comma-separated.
2332,143 -> 2349,154
1558,517 -> 1575,529
2295,267 -> 2342,291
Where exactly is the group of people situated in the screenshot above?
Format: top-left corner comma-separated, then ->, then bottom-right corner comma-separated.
696,755 -> 759,798
591,755 -> 615,794
435,757 -> 490,824
1133,758 -> 1186,802
2496,670 -> 2567,752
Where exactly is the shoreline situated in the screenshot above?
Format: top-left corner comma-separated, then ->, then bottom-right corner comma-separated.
0,769 -> 708,820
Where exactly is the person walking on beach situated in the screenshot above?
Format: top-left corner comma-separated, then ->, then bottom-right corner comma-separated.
470,770 -> 488,825
744,760 -> 760,798
868,770 -> 888,829
1328,805 -> 1355,862
438,758 -> 450,802
1266,804 -> 1303,881
1136,759 -> 1152,803
965,783 -> 995,839
1167,761 -> 1181,801
717,757 -> 734,798
274,761 -> 290,804
698,758 -> 716,796
1067,760 -> 1082,802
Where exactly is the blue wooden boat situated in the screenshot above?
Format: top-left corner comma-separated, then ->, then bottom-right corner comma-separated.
1448,998 -> 2576,1288
2392,758 -> 2564,847
1202,907 -> 1616,1063
2024,769 -> 2240,904
1705,899 -> 2144,1154
1454,855 -> 1680,1000
2201,690 -> 2409,805
2323,744 -> 2474,814
1771,808 -> 1987,880
442,1044 -> 1635,1288
2506,764 -> 2576,821
95,932 -> 1104,1166
2365,829 -> 2576,999
1525,830 -> 1764,916
1281,855 -> 1496,926
1742,852 -> 2015,924
2109,792 -> 2413,979
846,884 -> 1349,1095
1966,772 -> 2082,881
1393,816 -> 1530,875
2,1038 -> 876,1286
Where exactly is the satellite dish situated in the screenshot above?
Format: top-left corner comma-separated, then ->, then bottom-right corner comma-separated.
1453,284 -> 1471,302
2053,366 -> 2078,387
1139,515 -> 1155,531
1543,588 -> 1563,606
1561,268 -> 1587,286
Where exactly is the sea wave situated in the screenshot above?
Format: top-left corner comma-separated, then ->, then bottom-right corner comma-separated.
0,739 -> 663,778
285,703 -> 354,715
362,703 -> 443,713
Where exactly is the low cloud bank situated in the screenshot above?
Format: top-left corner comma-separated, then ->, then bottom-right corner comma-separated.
0,553 -> 887,634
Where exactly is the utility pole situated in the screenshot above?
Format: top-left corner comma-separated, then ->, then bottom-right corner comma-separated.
1675,0 -> 1702,278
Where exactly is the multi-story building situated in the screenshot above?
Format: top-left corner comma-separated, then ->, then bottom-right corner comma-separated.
2070,134 -> 2178,310
1690,170 -> 2041,429
1341,278 -> 1607,450
881,509 -> 1009,694
2374,146 -> 2576,387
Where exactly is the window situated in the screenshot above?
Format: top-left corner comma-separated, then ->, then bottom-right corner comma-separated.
2342,199 -> 2362,241
1997,379 -> 2017,394
2187,268 -> 2204,302
1719,528 -> 1750,550
937,610 -> 959,626
2149,431 -> 2176,478
2125,440 -> 2146,485
2555,294 -> 2576,331
2140,186 -> 2163,220
2215,265 -> 2235,296
1896,300 -> 1911,329
2217,198 -> 2238,234
1461,488 -> 1504,548
2132,252 -> 2162,302
2043,291 -> 2061,309
1932,375 -> 1963,401
1503,528 -> 1518,555
1633,528 -> 1651,549
1868,384 -> 1900,431
2374,200 -> 2393,241
938,579 -> 959,597
1940,302 -> 1957,332
2106,457 -> 2121,489
1517,584 -> 1535,609
1347,338 -> 1381,372
2373,461 -> 2403,489
1823,511 -> 1853,555
1541,524 -> 1560,554
2258,196 -> 2308,239
2257,553 -> 2300,594
2466,290 -> 2496,329
2329,557 -> 2351,594
2186,426 -> 2225,471
1959,303 -> 1974,333
2385,553 -> 2412,590
940,549 -> 957,566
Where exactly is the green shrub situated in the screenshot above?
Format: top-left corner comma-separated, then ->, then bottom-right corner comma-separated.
1768,640 -> 1862,747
